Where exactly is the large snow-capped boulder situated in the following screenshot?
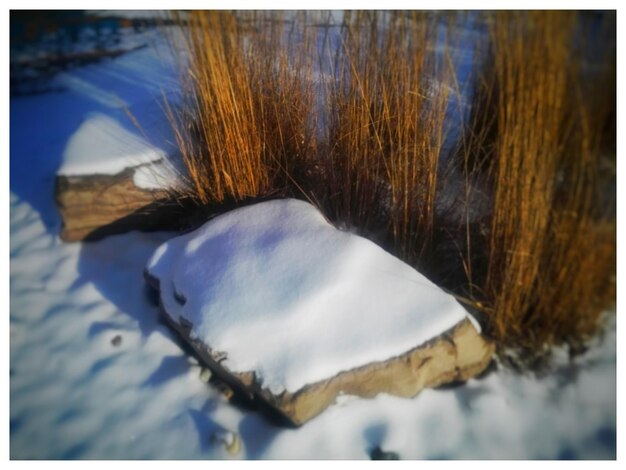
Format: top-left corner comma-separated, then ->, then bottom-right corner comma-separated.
55,113 -> 183,241
145,199 -> 494,425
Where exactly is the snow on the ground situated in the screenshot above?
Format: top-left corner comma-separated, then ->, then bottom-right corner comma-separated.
9,186 -> 618,459
10,20 -> 616,460
19,24 -> 183,187
147,199 -> 472,394
9,185 -> 617,459
11,198 -> 213,459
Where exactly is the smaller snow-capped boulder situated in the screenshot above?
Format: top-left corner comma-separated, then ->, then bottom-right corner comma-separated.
145,199 -> 494,425
55,113 -> 183,241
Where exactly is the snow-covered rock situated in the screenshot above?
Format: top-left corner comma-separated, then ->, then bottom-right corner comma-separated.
42,25 -> 187,243
58,113 -> 168,178
145,199 -> 494,425
55,114 -> 184,241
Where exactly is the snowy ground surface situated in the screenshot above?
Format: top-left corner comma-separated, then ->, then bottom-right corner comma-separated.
9,16 -> 616,460
12,16 -> 184,191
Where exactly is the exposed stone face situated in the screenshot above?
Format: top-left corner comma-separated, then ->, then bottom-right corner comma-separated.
145,271 -> 494,426
55,166 -> 181,242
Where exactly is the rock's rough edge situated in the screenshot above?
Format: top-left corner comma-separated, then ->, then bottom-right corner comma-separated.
55,166 -> 174,242
145,270 -> 495,426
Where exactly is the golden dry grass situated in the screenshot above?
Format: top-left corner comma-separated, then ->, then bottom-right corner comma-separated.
166,11 -> 317,206
461,11 -> 616,361
318,11 -> 452,263
166,10 -> 615,365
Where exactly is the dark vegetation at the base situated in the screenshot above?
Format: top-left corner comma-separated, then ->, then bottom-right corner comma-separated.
160,11 -> 615,369
75,198 -> 194,242
370,446 -> 401,460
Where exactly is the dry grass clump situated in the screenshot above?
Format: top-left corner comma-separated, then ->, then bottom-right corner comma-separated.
165,10 -> 615,365
461,11 -> 616,360
532,11 -> 616,355
241,12 -> 318,194
319,11 -> 451,261
166,11 -> 316,206
169,10 -> 454,261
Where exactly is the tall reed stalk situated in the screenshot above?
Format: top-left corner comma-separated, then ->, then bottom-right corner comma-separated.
322,11 -> 451,263
166,11 -> 316,206
462,11 -> 615,360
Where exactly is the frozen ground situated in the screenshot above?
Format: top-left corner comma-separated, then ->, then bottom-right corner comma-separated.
9,18 -> 616,460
